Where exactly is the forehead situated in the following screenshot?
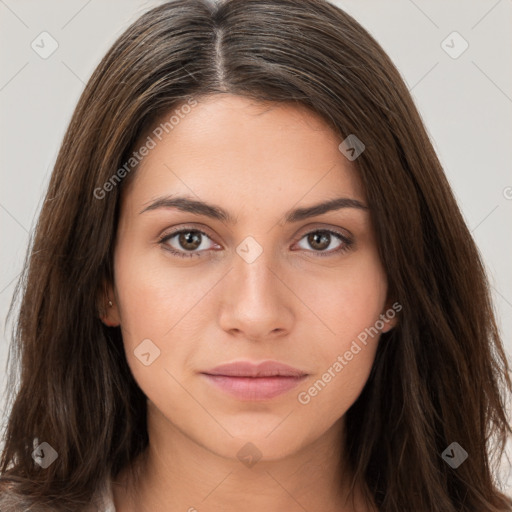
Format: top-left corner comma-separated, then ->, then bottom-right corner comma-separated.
121,94 -> 366,216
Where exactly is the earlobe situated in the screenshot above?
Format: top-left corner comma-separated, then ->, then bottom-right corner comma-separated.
99,299 -> 121,327
380,315 -> 397,333
379,300 -> 400,333
97,280 -> 121,327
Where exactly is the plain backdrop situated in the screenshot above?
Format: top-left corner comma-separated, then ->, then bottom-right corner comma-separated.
1,0 -> 511,496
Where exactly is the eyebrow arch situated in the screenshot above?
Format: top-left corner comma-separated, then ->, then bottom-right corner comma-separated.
139,195 -> 368,224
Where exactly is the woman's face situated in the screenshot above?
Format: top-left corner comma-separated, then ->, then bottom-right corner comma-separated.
105,94 -> 395,461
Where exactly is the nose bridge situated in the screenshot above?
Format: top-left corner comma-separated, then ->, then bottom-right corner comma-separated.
232,235 -> 282,304
217,235 -> 293,338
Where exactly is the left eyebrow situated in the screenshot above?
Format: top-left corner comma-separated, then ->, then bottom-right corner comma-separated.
139,195 -> 368,224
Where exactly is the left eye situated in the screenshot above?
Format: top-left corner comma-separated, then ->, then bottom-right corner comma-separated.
159,228 -> 353,259
295,230 -> 350,254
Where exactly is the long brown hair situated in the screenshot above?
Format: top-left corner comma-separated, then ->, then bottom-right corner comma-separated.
1,0 -> 511,510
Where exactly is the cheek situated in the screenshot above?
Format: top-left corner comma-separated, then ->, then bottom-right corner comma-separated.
297,251 -> 388,342
293,253 -> 386,409
113,243 -> 209,338
295,299 -> 385,425
111,249 -> 190,400
112,244 -> 218,387
295,341 -> 378,425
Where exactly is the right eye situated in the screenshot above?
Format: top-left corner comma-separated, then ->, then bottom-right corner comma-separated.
158,228 -> 220,258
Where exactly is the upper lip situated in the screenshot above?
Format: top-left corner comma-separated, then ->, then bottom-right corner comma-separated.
202,360 -> 308,378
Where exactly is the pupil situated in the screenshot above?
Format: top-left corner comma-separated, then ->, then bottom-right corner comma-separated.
180,231 -> 201,250
310,232 -> 329,250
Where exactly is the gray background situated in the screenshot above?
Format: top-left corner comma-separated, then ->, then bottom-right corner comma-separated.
1,0 -> 511,494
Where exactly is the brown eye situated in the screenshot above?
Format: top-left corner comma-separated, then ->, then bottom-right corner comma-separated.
177,231 -> 202,251
295,229 -> 353,257
159,227 -> 353,260
159,228 -> 216,258
306,232 -> 331,251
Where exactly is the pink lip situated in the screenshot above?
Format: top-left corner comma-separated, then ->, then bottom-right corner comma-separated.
200,360 -> 308,401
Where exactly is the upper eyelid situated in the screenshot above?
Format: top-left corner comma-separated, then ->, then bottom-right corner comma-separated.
159,225 -> 217,243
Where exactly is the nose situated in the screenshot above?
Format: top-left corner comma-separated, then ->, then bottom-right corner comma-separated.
217,247 -> 294,342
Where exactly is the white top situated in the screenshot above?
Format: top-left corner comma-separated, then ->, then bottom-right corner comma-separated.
92,478 -> 116,512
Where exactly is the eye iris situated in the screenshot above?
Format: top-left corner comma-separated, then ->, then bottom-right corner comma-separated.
179,231 -> 202,250
308,232 -> 330,250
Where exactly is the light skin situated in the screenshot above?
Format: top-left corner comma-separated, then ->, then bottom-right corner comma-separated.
101,94 -> 396,512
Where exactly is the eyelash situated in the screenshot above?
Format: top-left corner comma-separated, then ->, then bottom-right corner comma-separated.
158,226 -> 354,259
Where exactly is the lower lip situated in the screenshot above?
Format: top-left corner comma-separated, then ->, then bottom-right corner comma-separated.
201,374 -> 308,400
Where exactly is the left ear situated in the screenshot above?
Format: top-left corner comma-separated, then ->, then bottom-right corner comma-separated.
379,299 -> 401,333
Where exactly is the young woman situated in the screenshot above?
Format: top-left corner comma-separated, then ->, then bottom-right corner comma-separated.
1,0 -> 511,510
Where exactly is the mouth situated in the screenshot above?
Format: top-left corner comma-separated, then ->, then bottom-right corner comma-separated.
200,374 -> 308,401
200,360 -> 308,400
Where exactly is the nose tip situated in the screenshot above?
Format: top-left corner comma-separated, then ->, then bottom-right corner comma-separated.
218,259 -> 294,343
